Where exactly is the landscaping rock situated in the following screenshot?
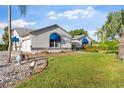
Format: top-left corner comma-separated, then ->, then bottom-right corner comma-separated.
0,57 -> 48,88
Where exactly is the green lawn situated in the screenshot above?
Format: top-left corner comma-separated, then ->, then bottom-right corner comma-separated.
17,52 -> 124,88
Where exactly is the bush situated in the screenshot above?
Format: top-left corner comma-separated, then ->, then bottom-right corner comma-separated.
84,45 -> 98,52
97,40 -> 119,53
97,43 -> 108,51
0,44 -> 8,51
105,40 -> 119,53
84,40 -> 119,53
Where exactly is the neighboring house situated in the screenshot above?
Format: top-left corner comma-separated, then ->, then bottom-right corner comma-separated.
72,35 -> 93,49
12,24 -> 72,53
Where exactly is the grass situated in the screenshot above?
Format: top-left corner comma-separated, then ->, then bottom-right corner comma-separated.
17,52 -> 124,88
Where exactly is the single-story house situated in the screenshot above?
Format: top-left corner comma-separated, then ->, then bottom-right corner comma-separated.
12,24 -> 72,53
72,35 -> 93,49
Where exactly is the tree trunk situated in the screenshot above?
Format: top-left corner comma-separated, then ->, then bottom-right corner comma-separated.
118,32 -> 124,61
7,5 -> 12,63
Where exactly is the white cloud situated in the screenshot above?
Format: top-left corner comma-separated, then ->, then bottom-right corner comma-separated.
48,6 -> 95,20
48,11 -> 56,15
0,19 -> 36,29
48,11 -> 58,19
12,19 -> 36,28
0,23 -> 7,29
83,7 -> 95,18
63,10 -> 80,19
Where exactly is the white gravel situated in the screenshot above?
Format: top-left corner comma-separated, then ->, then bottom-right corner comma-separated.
0,51 -> 48,88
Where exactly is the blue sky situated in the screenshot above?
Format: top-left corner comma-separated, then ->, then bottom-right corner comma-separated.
0,5 -> 124,42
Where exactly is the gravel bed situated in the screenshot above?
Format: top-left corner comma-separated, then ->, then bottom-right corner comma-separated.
0,51 -> 48,88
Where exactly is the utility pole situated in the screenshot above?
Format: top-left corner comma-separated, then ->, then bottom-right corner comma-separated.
8,5 -> 12,63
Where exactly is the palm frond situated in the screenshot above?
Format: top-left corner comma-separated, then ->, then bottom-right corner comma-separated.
18,5 -> 27,16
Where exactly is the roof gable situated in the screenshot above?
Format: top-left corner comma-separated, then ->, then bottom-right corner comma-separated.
73,35 -> 93,41
31,24 -> 71,37
13,28 -> 34,37
72,35 -> 85,40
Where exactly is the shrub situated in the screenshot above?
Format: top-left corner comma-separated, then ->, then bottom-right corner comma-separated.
84,45 -> 98,52
97,40 -> 119,53
105,40 -> 119,53
84,40 -> 119,53
97,43 -> 108,51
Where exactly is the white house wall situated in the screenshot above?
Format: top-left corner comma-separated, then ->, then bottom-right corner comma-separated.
13,30 -> 31,52
31,27 -> 72,50
21,35 -> 31,52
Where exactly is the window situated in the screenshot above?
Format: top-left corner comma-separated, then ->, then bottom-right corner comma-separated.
50,33 -> 61,48
50,40 -> 54,47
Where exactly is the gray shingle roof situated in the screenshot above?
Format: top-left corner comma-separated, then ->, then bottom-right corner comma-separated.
31,24 -> 71,36
31,24 -> 58,34
13,24 -> 71,37
72,35 -> 93,41
13,28 -> 34,37
72,35 -> 85,40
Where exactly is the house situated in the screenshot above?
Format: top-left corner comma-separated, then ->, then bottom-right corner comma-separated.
72,35 -> 93,49
12,24 -> 72,53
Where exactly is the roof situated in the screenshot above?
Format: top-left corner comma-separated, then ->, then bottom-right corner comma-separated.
13,28 -> 34,37
72,35 -> 85,40
31,24 -> 58,34
72,35 -> 93,41
13,24 -> 71,37
31,24 -> 71,37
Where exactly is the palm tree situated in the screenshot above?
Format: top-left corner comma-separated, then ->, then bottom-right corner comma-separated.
95,10 -> 124,60
8,5 -> 26,63
95,10 -> 124,42
95,25 -> 107,43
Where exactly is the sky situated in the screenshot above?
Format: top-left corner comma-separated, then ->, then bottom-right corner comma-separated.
0,5 -> 124,42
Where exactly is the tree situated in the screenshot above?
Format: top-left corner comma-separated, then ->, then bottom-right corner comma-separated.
8,5 -> 26,63
2,26 -> 9,45
69,29 -> 88,37
95,10 -> 124,42
95,10 -> 124,60
95,25 -> 107,43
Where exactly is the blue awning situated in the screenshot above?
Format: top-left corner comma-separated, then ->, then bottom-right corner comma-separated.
82,37 -> 89,44
12,36 -> 19,42
50,33 -> 61,41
